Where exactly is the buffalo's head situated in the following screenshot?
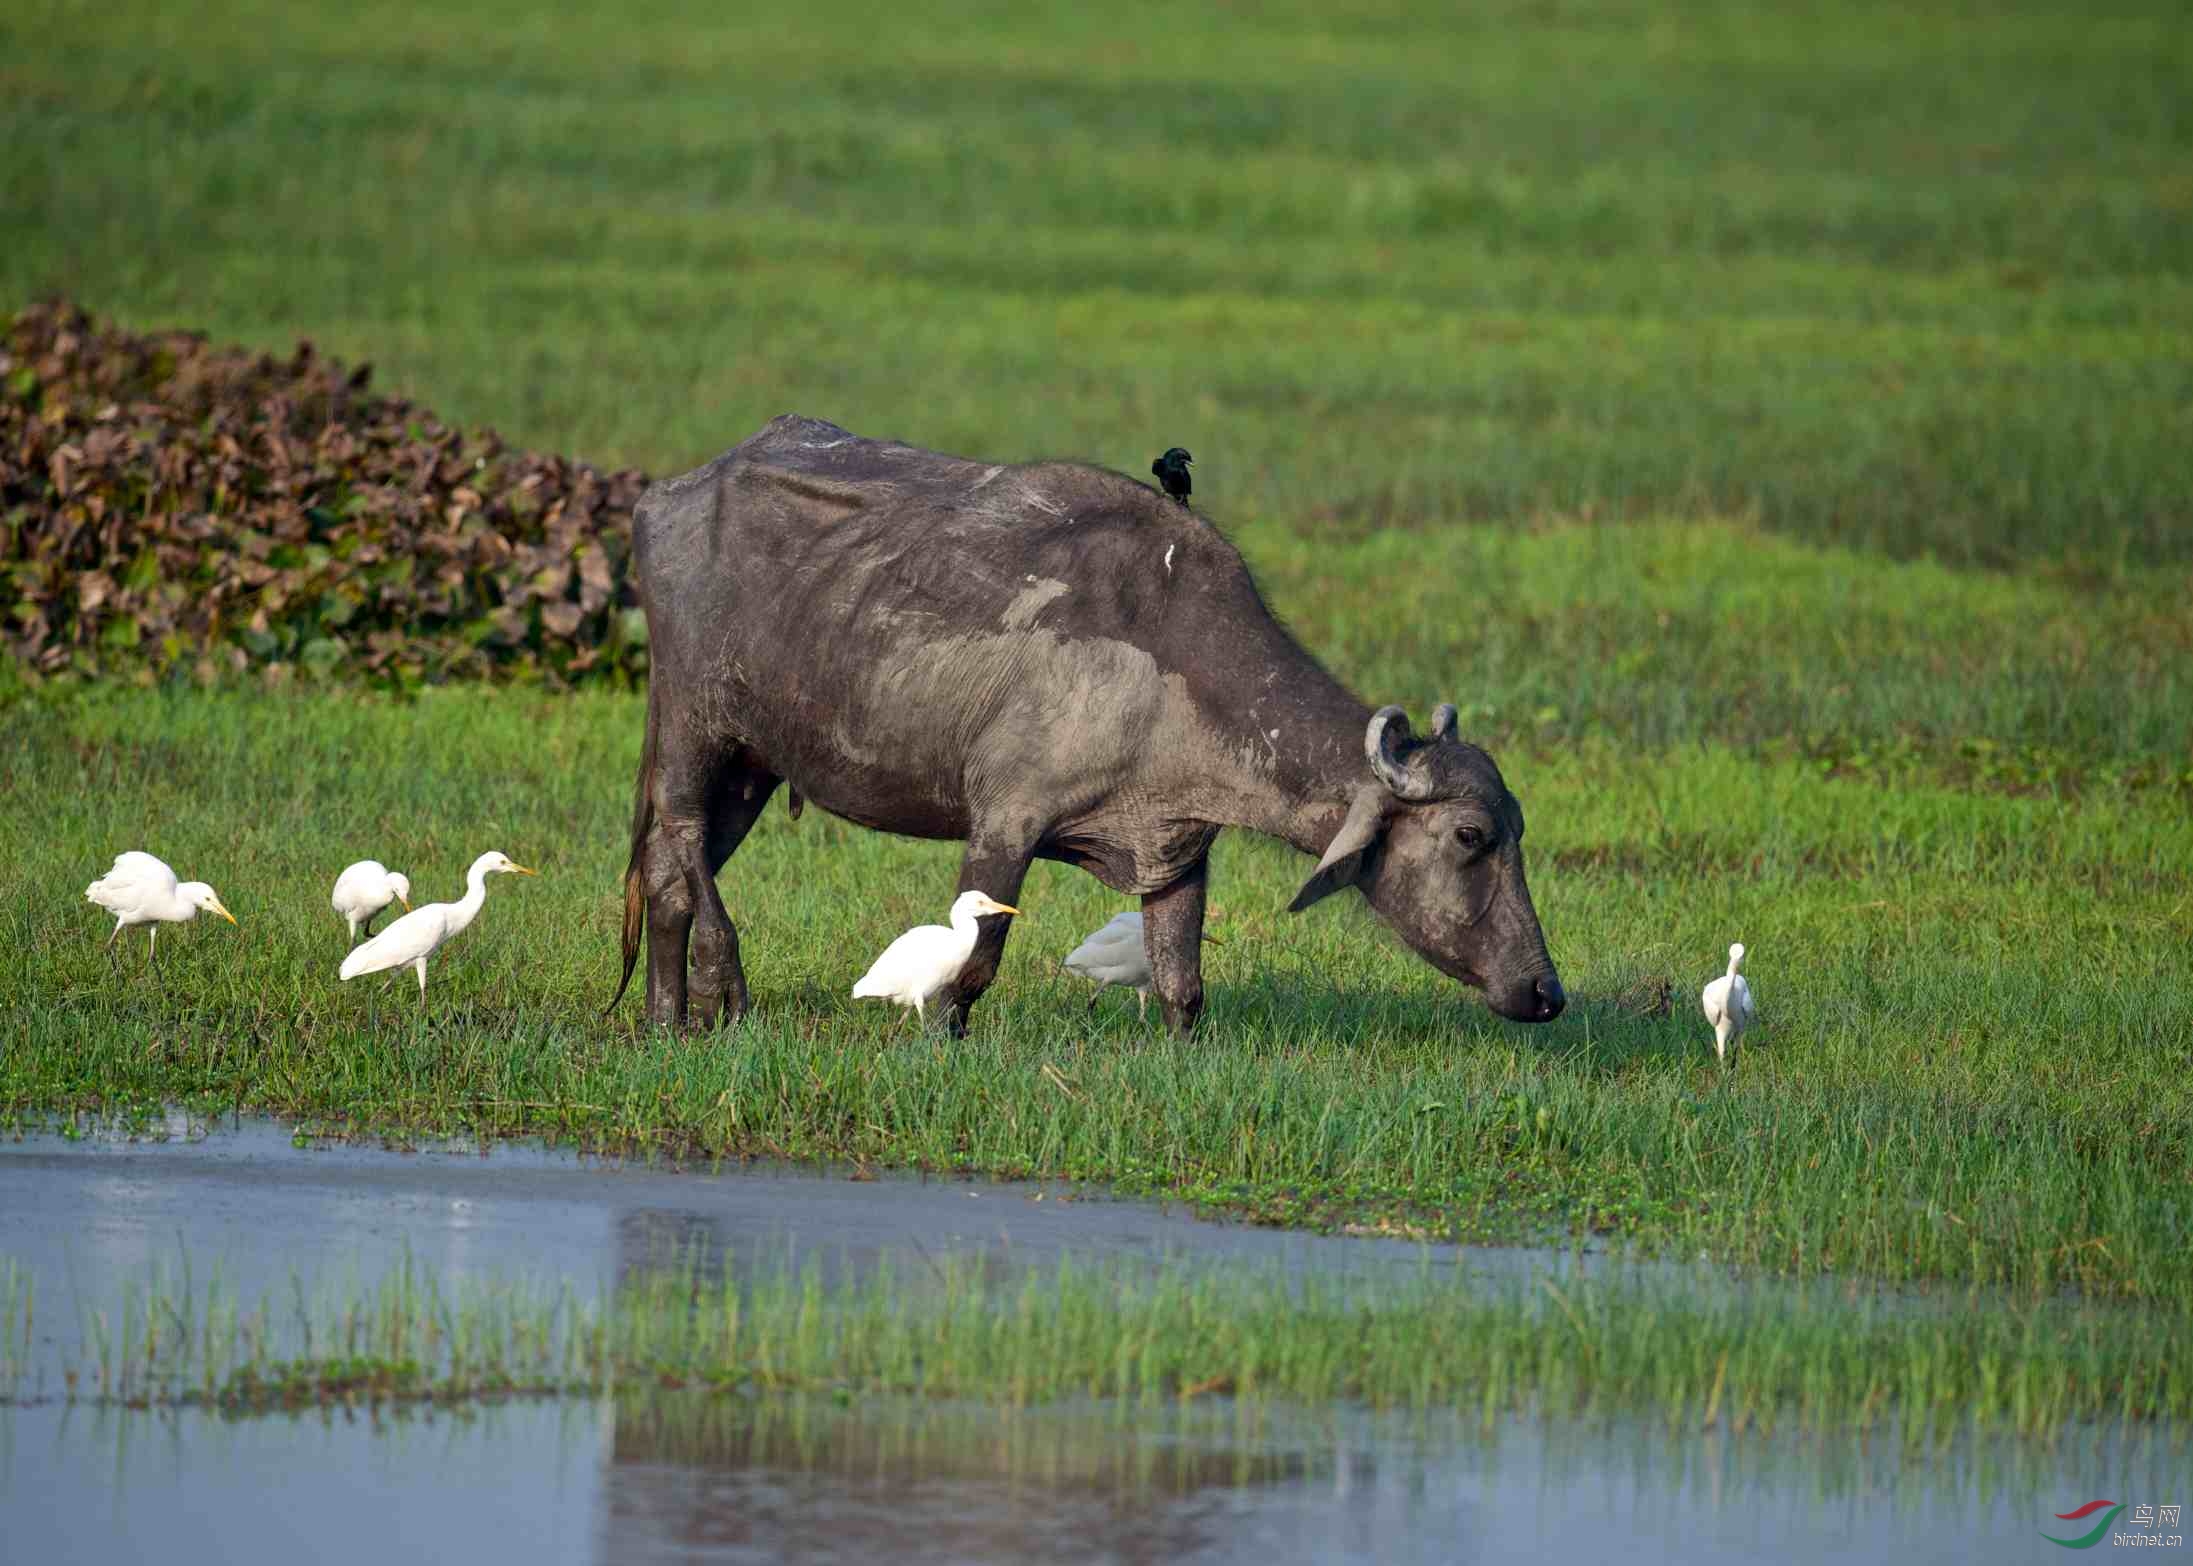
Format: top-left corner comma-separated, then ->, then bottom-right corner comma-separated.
1289,705 -> 1564,1022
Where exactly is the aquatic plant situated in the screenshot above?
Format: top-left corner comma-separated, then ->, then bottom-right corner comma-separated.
0,300 -> 647,689
3,1250 -> 2183,1446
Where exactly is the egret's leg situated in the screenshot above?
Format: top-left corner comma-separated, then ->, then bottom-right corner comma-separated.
415,958 -> 429,1006
940,823 -> 1041,1039
1085,982 -> 1107,1014
1136,988 -> 1148,1023
1141,853 -> 1211,1036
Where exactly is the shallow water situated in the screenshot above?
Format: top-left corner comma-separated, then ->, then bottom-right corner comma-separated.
4,1392 -> 2176,1565
0,1111 -> 1667,1322
4,1115 -> 2178,1563
0,1111 -> 1926,1326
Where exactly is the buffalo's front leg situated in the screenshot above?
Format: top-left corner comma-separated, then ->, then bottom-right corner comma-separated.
1141,855 -> 1209,1036
940,827 -> 1038,1038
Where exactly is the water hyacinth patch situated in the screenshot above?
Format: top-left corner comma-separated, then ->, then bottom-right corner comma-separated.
1,299 -> 650,691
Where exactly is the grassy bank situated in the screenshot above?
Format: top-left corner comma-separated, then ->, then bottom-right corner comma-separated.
5,515 -> 2188,1300
5,0 -> 2190,567
3,0 -> 2190,1355
4,1251 -> 2186,1441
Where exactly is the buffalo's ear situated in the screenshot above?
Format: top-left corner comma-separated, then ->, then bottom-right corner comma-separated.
1288,790 -> 1386,913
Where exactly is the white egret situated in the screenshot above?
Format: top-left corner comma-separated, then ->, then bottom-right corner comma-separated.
331,860 -> 413,943
337,850 -> 536,1004
1061,910 -> 1224,1021
852,890 -> 1021,1026
1062,911 -> 1152,1019
1700,942 -> 1755,1066
84,851 -> 237,967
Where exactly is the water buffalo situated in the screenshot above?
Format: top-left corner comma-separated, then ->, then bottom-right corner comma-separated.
612,415 -> 1563,1036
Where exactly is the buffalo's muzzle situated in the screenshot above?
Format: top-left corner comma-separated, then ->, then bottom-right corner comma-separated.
1490,970 -> 1565,1023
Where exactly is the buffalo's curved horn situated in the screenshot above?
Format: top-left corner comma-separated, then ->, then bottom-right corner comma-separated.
1430,703 -> 1458,741
1366,706 -> 1438,800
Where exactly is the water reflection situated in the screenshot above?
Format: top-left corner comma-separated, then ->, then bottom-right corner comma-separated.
4,1391 -> 2179,1566
604,1397 -> 1313,1564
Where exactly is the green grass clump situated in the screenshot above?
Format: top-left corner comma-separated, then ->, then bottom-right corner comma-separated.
5,1251 -> 2185,1443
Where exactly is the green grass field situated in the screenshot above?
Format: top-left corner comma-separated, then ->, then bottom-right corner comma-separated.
5,538 -> 2189,1303
5,0 -> 2191,567
3,0 -> 2191,1431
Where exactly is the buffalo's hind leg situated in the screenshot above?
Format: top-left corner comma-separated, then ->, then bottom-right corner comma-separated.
644,745 -> 777,1031
1141,854 -> 1209,1036
640,820 -> 695,1031
686,764 -> 779,1028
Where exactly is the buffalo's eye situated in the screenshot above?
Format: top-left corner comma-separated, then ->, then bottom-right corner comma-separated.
1456,824 -> 1487,851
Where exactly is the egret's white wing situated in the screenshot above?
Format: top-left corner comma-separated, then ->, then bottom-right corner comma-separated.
853,924 -> 956,999
1065,912 -> 1144,971
88,851 -> 177,913
339,904 -> 450,980
109,851 -> 177,886
1731,976 -> 1756,1027
331,861 -> 387,915
1700,976 -> 1729,1027
1068,950 -> 1151,986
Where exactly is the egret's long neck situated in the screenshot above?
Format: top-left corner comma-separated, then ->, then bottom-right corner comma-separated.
1727,952 -> 1744,979
447,865 -> 492,937
950,905 -> 983,944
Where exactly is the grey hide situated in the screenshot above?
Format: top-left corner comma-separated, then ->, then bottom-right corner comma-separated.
611,415 -> 1564,1036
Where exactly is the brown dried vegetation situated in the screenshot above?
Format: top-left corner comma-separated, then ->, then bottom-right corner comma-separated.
1,299 -> 649,689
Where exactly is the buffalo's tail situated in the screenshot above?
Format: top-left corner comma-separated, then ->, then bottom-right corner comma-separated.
606,682 -> 660,1016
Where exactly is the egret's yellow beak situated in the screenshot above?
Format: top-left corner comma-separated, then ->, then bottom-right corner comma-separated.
398,896 -> 413,911
212,901 -> 238,925
991,902 -> 1020,916
510,864 -> 539,877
